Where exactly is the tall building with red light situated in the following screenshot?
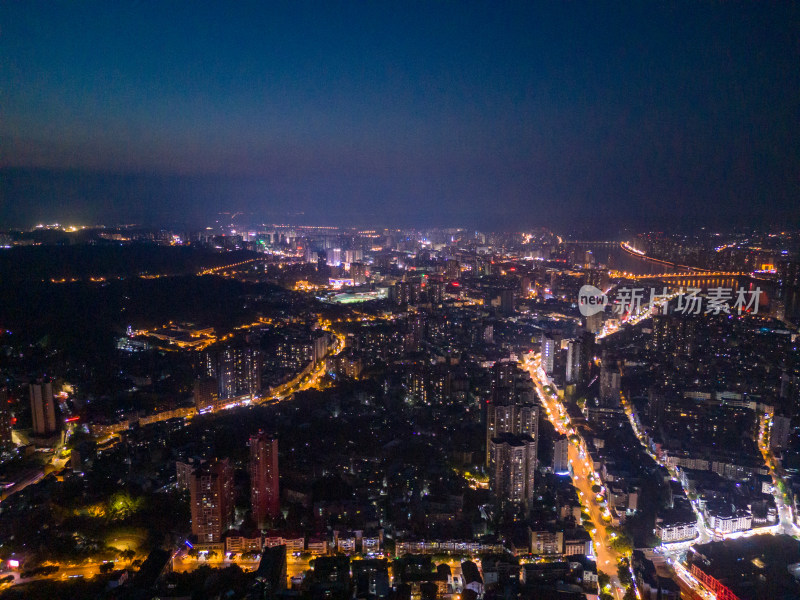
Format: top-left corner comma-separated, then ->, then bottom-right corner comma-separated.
250,432 -> 279,529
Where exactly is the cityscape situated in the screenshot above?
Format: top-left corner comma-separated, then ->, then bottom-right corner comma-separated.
0,225 -> 798,600
2,3 -> 800,600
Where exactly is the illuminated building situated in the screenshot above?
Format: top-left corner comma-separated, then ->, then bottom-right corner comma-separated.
427,280 -> 444,304
568,331 -> 595,386
584,311 -> 604,334
770,415 -> 791,450
488,433 -> 537,507
189,458 -> 234,543
688,535 -> 800,600
0,389 -> 12,448
599,367 -> 620,403
29,380 -> 57,436
565,339 -> 583,384
486,403 -> 538,464
445,260 -> 460,280
553,434 -> 569,474
275,337 -> 312,370
655,519 -> 697,543
193,377 -> 219,412
350,261 -> 367,284
391,280 -> 420,306
250,432 -> 280,529
327,248 -> 342,266
206,346 -> 262,400
328,352 -> 363,379
176,457 -> 205,490
651,315 -> 699,357
540,334 -> 557,377
530,529 -> 564,555
486,361 -> 538,465
492,360 -> 517,390
353,559 -> 390,599
312,332 -> 330,364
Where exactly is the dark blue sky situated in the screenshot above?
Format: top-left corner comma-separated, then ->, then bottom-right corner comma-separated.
2,2 -> 799,232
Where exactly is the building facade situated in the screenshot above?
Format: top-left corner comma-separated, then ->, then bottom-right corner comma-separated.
189,458 -> 234,543
250,432 -> 280,528
29,380 -> 57,436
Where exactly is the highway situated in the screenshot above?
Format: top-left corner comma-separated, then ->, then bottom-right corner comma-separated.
521,353 -> 627,600
258,329 -> 346,405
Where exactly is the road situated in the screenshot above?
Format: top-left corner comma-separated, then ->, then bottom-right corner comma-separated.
620,393 -> 712,544
758,411 -> 799,536
619,392 -> 722,600
172,551 -> 312,585
0,446 -> 70,505
0,557 -> 141,589
259,330 -> 346,405
521,353 -> 626,600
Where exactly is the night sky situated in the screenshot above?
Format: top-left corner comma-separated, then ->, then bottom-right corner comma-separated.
2,2 -> 799,233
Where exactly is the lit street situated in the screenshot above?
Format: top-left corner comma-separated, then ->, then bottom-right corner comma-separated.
521,353 -> 627,600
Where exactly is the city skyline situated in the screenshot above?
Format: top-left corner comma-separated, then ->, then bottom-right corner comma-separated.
2,2 -> 800,598
0,225 -> 798,599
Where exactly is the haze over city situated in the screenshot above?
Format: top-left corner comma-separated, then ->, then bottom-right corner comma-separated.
2,2 -> 799,232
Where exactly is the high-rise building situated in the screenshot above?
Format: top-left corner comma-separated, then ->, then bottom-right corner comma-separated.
193,377 -> 220,412
250,432 -> 280,529
541,334 -> 557,377
0,389 -> 12,448
445,260 -> 460,280
486,403 -> 539,466
189,458 -> 234,543
350,262 -> 367,284
584,311 -> 604,335
565,338 -> 591,385
29,380 -> 57,436
770,415 -> 791,450
499,288 -> 515,316
517,404 -> 539,439
599,367 -> 621,404
486,403 -> 514,462
312,333 -> 330,364
176,457 -> 205,490
427,280 -> 444,304
327,248 -> 342,266
553,434 -> 569,474
206,346 -> 262,401
486,361 -> 539,465
489,433 -> 537,507
565,340 -> 580,384
492,360 -> 517,391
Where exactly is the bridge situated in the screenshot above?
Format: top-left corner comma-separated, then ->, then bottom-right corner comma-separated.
562,240 -> 621,247
610,271 -> 752,289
